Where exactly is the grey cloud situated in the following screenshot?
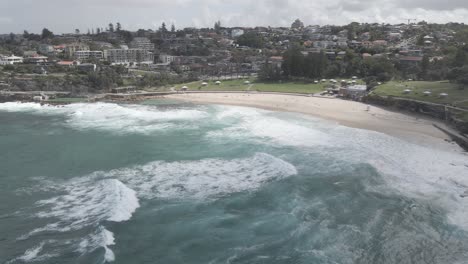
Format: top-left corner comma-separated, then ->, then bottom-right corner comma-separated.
394,0 -> 468,11
1,0 -> 468,33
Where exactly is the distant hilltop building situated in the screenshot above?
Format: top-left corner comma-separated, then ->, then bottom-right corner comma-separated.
65,43 -> 90,59
104,49 -> 154,64
0,55 -> 23,65
74,50 -> 103,61
231,29 -> 244,38
129,37 -> 155,50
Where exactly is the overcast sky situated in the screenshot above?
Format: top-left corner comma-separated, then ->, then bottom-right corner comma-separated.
1,0 -> 468,34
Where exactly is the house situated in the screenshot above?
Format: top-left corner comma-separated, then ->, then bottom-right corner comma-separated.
56,60 -> 80,67
24,55 -> 48,65
231,29 -> 245,38
336,51 -> 346,59
399,56 -> 423,64
38,44 -> 54,55
77,63 -> 97,72
372,40 -> 388,47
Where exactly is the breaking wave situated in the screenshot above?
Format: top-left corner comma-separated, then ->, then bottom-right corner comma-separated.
16,178 -> 139,263
99,152 -> 297,200
0,102 -> 207,134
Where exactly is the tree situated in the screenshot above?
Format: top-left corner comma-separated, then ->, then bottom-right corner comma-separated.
214,20 -> 221,32
160,22 -> 168,33
453,47 -> 467,67
116,22 -> 122,32
75,29 -> 80,35
291,19 -> 304,29
282,44 -> 305,77
108,23 -> 114,33
96,27 -> 101,34
420,55 -> 430,79
41,28 -> 54,39
304,51 -> 328,79
171,23 -> 176,33
259,59 -> 282,81
236,32 -> 264,48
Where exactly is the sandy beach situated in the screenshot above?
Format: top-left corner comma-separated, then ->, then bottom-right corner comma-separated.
167,92 -> 464,152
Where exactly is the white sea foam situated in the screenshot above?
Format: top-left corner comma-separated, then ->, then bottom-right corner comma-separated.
0,102 -> 207,134
101,152 -> 297,200
210,106 -> 331,146
335,128 -> 468,229
0,102 -> 43,112
79,227 -> 116,263
15,242 -> 44,262
34,179 -> 139,230
212,105 -> 468,229
7,242 -> 58,263
19,179 -> 139,262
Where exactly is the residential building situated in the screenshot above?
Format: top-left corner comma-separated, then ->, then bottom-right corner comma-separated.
231,29 -> 245,38
24,55 -> 48,64
74,50 -> 103,61
159,54 -> 177,64
129,37 -> 155,50
0,55 -> 23,65
38,44 -> 54,55
104,49 -> 154,63
65,43 -> 90,58
77,63 -> 97,72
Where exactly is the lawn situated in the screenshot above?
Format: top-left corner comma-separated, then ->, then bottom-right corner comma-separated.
372,81 -> 468,107
171,78 -> 364,94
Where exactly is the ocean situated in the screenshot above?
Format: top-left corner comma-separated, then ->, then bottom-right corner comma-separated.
0,100 -> 468,264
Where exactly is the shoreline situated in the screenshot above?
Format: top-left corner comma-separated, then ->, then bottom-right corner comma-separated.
166,92 -> 465,153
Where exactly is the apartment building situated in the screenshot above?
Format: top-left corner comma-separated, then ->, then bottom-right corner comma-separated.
104,49 -> 154,63
74,50 -> 103,61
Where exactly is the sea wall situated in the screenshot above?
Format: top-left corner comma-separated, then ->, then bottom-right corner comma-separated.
364,94 -> 468,135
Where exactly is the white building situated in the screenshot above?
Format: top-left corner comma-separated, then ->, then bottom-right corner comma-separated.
0,55 -> 24,65
130,37 -> 155,50
231,29 -> 245,38
159,54 -> 177,64
104,49 -> 154,64
65,43 -> 90,58
74,50 -> 103,61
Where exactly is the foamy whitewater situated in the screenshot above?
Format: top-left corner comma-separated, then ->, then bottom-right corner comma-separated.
1,100 -> 467,264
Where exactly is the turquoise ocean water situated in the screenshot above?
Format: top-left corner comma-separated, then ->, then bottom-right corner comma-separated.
0,100 -> 468,264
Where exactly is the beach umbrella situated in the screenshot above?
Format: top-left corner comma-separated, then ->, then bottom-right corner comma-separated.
439,93 -> 448,97
403,89 -> 412,94
215,81 -> 221,85
352,76 -> 358,80
201,82 -> 208,86
423,91 -> 431,96
244,80 -> 250,84
314,81 -> 319,84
